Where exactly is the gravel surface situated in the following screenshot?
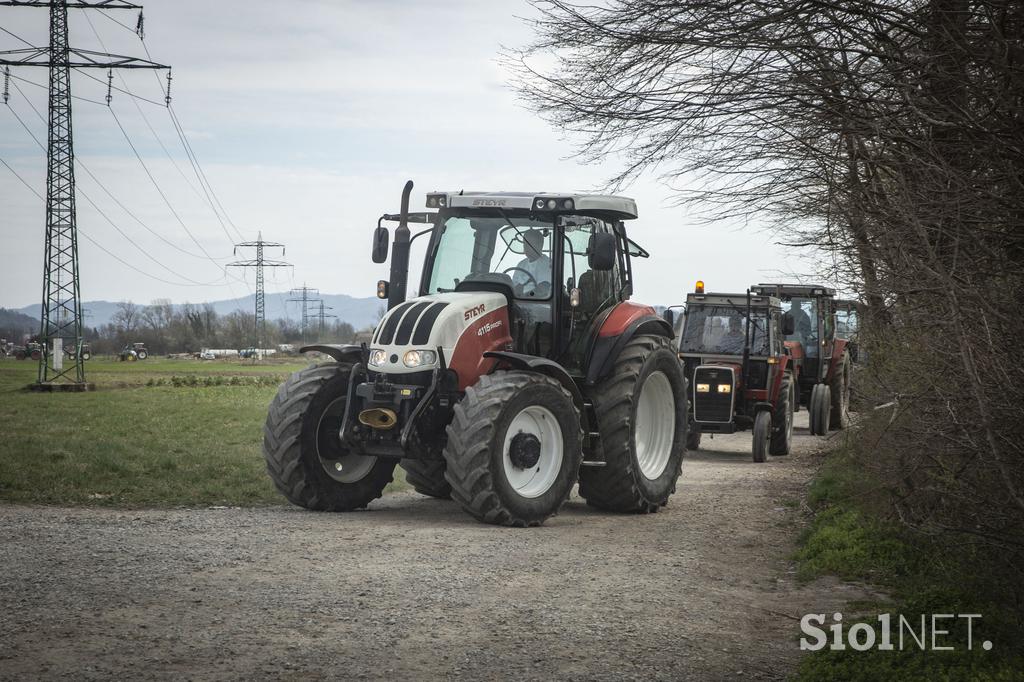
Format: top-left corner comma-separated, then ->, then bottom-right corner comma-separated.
0,413 -> 869,681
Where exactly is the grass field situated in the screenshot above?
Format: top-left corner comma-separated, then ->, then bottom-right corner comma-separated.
0,357 -> 408,507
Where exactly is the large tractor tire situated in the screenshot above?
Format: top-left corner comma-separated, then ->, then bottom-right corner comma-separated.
808,383 -> 832,436
263,362 -> 396,511
443,371 -> 582,527
400,458 -> 451,499
769,372 -> 795,456
136,350 -> 148,360
752,410 -> 772,463
579,335 -> 687,513
829,353 -> 851,430
80,351 -> 91,361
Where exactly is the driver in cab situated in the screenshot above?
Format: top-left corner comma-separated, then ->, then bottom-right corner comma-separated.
512,229 -> 552,297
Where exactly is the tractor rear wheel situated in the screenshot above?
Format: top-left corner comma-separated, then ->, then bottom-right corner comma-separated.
81,351 -> 91,361
769,372 -> 795,456
829,353 -> 851,430
752,410 -> 772,463
400,459 -> 451,499
263,362 -> 395,511
579,335 -> 687,513
808,383 -> 832,436
443,371 -> 582,527
137,350 -> 148,360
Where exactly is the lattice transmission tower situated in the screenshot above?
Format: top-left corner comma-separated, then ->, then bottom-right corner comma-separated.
0,0 -> 170,388
227,232 -> 289,350
287,285 -> 320,344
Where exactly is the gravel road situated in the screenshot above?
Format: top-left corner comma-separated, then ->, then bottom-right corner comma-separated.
0,413 -> 868,681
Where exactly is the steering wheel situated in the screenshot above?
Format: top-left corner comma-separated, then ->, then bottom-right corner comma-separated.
502,267 -> 537,288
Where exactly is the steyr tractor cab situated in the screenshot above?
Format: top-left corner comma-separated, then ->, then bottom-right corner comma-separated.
262,181 -> 688,527
750,284 -> 852,434
674,283 -> 800,462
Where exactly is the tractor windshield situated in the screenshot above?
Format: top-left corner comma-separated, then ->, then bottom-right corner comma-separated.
427,214 -> 555,300
680,305 -> 769,356
836,305 -> 858,340
784,297 -> 818,357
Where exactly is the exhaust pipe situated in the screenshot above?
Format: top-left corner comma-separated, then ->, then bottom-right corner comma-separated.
387,180 -> 414,310
359,407 -> 399,430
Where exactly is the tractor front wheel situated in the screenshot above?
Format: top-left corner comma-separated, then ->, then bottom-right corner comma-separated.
579,335 -> 687,513
752,410 -> 772,463
400,458 -> 451,499
769,372 -> 795,456
829,353 -> 851,430
443,371 -> 582,527
686,427 -> 702,451
263,362 -> 395,510
808,383 -> 832,436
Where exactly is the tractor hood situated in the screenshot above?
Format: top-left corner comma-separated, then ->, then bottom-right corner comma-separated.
368,291 -> 512,377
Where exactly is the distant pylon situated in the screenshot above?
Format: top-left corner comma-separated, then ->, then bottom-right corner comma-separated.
227,231 -> 289,350
317,300 -> 336,338
287,285 -> 320,344
0,0 -> 170,388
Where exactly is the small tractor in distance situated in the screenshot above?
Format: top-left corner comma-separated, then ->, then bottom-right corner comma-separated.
751,284 -> 852,435
119,342 -> 149,361
674,283 -> 800,462
262,181 -> 688,527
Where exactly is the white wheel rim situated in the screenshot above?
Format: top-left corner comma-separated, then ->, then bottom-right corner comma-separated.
502,405 -> 563,498
635,371 -> 675,480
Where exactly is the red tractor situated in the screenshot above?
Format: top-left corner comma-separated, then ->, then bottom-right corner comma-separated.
751,284 -> 852,434
674,283 -> 800,462
262,181 -> 688,527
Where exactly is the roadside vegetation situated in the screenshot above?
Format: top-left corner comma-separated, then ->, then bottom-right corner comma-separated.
0,358 -> 407,507
794,420 -> 1023,681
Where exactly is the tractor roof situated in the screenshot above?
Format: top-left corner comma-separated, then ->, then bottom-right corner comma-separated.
686,292 -> 782,308
426,191 -> 639,220
751,283 -> 836,298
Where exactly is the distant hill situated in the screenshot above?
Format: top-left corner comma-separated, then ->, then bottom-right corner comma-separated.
0,307 -> 40,338
15,293 -> 384,330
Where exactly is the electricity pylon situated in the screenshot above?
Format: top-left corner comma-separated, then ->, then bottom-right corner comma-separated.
0,0 -> 170,389
316,300 -> 336,339
287,285 -> 319,344
227,232 -> 289,350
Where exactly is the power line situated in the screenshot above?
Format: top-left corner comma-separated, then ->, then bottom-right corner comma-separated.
8,79 -> 231,263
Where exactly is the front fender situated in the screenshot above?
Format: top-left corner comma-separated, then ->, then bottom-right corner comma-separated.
299,344 -> 364,364
585,316 -> 674,385
483,351 -> 587,426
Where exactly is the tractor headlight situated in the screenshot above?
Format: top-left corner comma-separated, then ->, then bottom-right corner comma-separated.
696,383 -> 710,393
369,349 -> 388,367
402,349 -> 437,368
717,384 -> 731,394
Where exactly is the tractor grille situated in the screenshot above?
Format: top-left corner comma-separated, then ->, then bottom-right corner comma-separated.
693,365 -> 735,423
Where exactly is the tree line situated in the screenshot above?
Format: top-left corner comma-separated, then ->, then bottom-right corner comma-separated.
511,0 -> 1023,594
86,300 -> 358,355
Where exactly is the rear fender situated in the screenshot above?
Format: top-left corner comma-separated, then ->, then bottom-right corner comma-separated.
585,314 -> 674,385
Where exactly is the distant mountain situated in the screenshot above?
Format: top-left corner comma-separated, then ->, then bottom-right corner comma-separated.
0,307 -> 40,338
15,293 -> 383,330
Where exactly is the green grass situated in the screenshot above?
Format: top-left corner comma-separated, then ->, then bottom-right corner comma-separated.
793,444 -> 1023,681
0,358 -> 408,507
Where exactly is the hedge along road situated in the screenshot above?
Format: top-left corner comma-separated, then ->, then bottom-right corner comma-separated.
0,412 -> 870,681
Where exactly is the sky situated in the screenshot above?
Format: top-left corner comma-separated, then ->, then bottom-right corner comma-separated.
0,0 -> 814,315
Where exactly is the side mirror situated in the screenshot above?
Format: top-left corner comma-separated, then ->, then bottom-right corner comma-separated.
782,313 -> 795,335
588,232 -> 617,271
371,227 -> 390,264
663,309 -> 675,328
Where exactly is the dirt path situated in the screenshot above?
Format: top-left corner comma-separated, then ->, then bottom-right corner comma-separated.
0,413 -> 868,681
